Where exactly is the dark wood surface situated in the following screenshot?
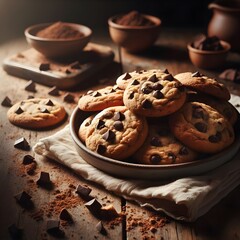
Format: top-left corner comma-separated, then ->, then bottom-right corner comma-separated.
1,29 -> 240,240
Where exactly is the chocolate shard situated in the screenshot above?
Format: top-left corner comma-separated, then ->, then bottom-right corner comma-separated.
22,155 -> 35,165
14,191 -> 33,209
123,72 -> 132,80
63,93 -> 75,103
37,171 -> 52,189
39,63 -> 50,71
76,184 -> 92,201
1,96 -> 12,107
8,224 -> 23,239
41,108 -> 50,113
24,80 -> 36,92
101,204 -> 119,221
96,221 -> 107,235
14,137 -> 30,151
48,86 -> 60,96
102,130 -> 115,142
15,107 -> 24,114
70,61 -> 81,69
192,71 -> 201,77
85,198 -> 102,218
45,99 -> 54,106
59,209 -> 73,222
46,220 -> 65,237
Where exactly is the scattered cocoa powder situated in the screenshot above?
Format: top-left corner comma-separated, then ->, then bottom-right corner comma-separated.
25,161 -> 37,175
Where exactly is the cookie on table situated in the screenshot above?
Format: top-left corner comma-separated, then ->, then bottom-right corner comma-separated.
174,71 -> 230,100
78,85 -> 124,111
134,123 -> 199,165
78,115 -> 95,143
169,102 -> 235,154
85,106 -> 148,160
7,98 -> 66,129
123,71 -> 187,117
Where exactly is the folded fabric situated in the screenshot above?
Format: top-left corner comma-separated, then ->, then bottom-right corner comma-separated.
33,95 -> 240,221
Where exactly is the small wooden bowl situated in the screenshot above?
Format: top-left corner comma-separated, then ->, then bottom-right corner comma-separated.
25,22 -> 92,59
108,14 -> 161,53
187,40 -> 231,69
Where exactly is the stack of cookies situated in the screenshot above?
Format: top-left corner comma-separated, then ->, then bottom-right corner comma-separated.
78,69 -> 237,165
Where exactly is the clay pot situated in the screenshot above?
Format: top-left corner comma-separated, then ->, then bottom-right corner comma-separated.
208,1 -> 240,52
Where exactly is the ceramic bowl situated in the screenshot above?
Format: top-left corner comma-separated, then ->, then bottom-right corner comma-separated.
187,40 -> 231,69
108,14 -> 161,53
25,22 -> 92,58
69,107 -> 240,180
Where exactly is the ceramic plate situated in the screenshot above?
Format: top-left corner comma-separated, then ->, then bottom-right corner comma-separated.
70,107 -> 240,180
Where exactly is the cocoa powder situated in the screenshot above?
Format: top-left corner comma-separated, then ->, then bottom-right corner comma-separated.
37,22 -> 84,40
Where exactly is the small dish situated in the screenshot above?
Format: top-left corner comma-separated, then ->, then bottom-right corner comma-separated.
187,40 -> 231,69
70,107 -> 240,180
108,13 -> 161,53
25,22 -> 92,58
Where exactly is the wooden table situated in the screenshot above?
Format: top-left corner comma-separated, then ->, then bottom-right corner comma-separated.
1,29 -> 240,240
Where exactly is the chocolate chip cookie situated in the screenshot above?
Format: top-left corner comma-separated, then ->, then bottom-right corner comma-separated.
174,71 -> 230,100
85,106 -> 148,160
169,102 -> 235,153
7,98 -> 66,129
134,123 -> 198,165
78,85 -> 124,111
123,71 -> 187,117
78,115 -> 95,142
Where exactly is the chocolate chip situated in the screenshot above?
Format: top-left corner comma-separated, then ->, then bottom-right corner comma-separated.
14,191 -> 33,209
70,61 -> 81,69
46,99 -> 54,106
191,71 -> 201,77
153,90 -> 164,99
208,132 -> 222,143
97,120 -> 105,129
27,95 -> 34,99
39,63 -> 50,71
63,93 -> 75,103
123,72 -> 132,80
14,137 -> 30,150
142,99 -> 152,109
15,107 -> 24,114
24,80 -> 36,92
46,220 -> 65,237
97,144 -> 106,154
128,91 -> 135,99
87,90 -> 94,95
163,69 -> 169,74
131,79 -> 140,85
96,221 -> 107,235
41,108 -> 50,113
194,122 -> 207,133
48,86 -> 60,96
76,184 -> 92,201
163,74 -> 174,81
113,112 -> 125,121
85,198 -> 102,218
65,69 -> 71,74
113,121 -> 124,131
59,209 -> 73,222
1,96 -> 12,107
179,146 -> 189,155
108,88 -> 116,93
8,224 -> 23,239
102,111 -> 113,119
92,91 -> 101,97
168,152 -> 176,163
141,86 -> 153,94
150,154 -> 161,164
148,74 -> 158,82
37,171 -> 52,189
22,155 -> 34,165
150,137 -> 161,146
102,130 -> 115,142
192,106 -> 204,119
152,82 -> 163,90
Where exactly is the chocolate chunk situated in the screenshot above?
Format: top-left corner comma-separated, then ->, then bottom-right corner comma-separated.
45,99 -> 54,106
92,91 -> 101,97
37,171 -> 52,188
102,111 -> 113,119
85,198 -> 102,218
101,205 -> 119,221
14,137 -> 30,150
142,99 -> 152,109
27,95 -> 34,99
150,154 -> 161,164
63,93 -> 75,103
194,122 -> 207,133
113,112 -> 125,121
163,74 -> 174,81
1,96 -> 12,107
179,146 -> 189,155
8,224 -> 23,239
97,119 -> 105,129
15,191 -> 33,209
150,137 -> 161,147
152,82 -> 163,90
70,61 -> 81,69
168,152 -> 176,163
153,90 -> 164,99
39,63 -> 50,71
24,80 -> 36,92
193,35 -> 224,51
15,107 -> 24,114
59,209 -> 73,222
131,79 -> 140,85
192,71 -> 201,77
141,86 -> 153,94
46,220 -> 65,237
148,74 -> 158,82
113,121 -> 124,131
97,144 -> 106,154
41,108 -> 50,113
76,184 -> 92,201
123,72 -> 132,80
48,86 -> 60,96
96,221 -> 107,235
102,130 -> 115,142
65,69 -> 71,74
128,91 -> 135,99
22,155 -> 34,165
208,132 -> 222,143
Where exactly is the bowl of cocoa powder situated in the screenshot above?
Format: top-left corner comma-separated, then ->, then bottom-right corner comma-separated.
108,11 -> 161,53
25,22 -> 92,58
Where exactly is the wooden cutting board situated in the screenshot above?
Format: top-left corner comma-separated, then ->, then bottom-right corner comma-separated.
3,42 -> 114,89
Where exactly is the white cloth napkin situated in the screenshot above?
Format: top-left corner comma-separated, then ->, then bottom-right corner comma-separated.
33,95 -> 240,222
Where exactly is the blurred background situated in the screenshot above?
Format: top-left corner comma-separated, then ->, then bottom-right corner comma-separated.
0,0 -> 213,43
